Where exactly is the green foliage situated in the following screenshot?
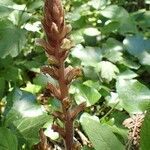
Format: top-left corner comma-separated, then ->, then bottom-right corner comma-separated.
140,109 -> 150,150
73,84 -> 101,106
0,0 -> 150,149
116,78 -> 150,113
0,19 -> 26,58
80,113 -> 125,150
0,127 -> 18,150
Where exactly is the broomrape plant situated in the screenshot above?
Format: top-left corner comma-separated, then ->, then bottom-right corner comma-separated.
36,0 -> 86,149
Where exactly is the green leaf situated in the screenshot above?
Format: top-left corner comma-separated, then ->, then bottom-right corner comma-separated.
82,146 -> 95,150
80,113 -> 125,150
91,0 -> 108,9
116,79 -> 150,114
102,38 -> 123,63
140,109 -> 150,150
33,73 -> 53,87
102,21 -> 120,34
0,0 -> 15,18
145,0 -> 150,4
100,5 -> 129,20
21,82 -> 41,94
97,61 -> 119,82
83,80 -> 101,90
73,84 -> 101,106
0,19 -> 26,58
70,29 -> 84,44
0,127 -> 18,150
105,92 -> 123,111
123,35 -> 150,65
118,69 -> 138,80
121,56 -> 141,70
83,27 -> 100,46
118,18 -> 137,35
100,5 -> 137,34
27,0 -> 44,11
83,66 -> 99,79
132,10 -> 150,29
4,88 -> 49,146
71,44 -> 102,67
0,5 -> 13,18
13,115 -> 49,145
123,35 -> 150,55
43,121 -> 59,140
9,10 -> 31,26
1,66 -> 20,82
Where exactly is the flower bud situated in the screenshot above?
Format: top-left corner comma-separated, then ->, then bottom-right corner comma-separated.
51,22 -> 59,34
65,24 -> 72,33
60,38 -> 73,50
48,55 -> 59,66
65,68 -> 82,84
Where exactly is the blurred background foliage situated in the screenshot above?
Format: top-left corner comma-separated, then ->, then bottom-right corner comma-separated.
0,0 -> 150,149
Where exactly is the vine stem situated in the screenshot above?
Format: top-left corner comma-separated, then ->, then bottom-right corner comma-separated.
100,102 -> 119,121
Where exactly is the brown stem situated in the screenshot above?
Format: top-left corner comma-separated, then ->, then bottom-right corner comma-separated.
64,113 -> 74,150
57,56 -> 73,149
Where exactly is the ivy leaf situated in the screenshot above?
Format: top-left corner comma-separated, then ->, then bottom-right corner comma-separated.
80,113 -> 125,150
121,56 -> 141,70
71,44 -> 102,67
73,84 -> 101,106
97,61 -> 119,82
100,5 -> 137,34
4,88 -> 49,146
21,82 -> 41,94
123,35 -> 150,65
83,27 -> 100,46
132,10 -> 150,30
13,115 -> 49,146
105,92 -> 123,111
91,0 -> 108,9
102,38 -> 123,63
118,69 -> 138,80
1,66 -> 20,82
0,127 -> 18,150
43,121 -> 59,140
140,109 -> 150,150
116,79 -> 150,114
100,5 -> 129,20
0,0 -> 15,18
102,21 -> 120,34
0,6 -> 13,18
0,19 -> 26,58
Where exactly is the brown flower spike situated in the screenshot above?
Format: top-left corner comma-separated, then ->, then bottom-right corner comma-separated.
37,0 -> 86,149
